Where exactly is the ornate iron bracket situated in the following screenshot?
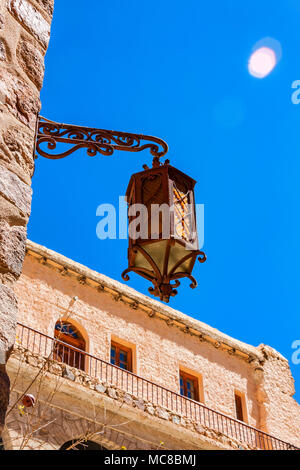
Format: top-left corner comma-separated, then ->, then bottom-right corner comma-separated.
34,116 -> 169,162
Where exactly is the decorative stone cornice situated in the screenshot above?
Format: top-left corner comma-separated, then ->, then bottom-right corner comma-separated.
25,239 -> 264,364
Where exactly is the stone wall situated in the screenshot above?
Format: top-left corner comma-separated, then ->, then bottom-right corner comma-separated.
254,345 -> 300,446
0,0 -> 53,436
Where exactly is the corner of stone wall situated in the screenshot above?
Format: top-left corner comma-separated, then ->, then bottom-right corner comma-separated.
0,0 -> 54,441
252,343 -> 300,447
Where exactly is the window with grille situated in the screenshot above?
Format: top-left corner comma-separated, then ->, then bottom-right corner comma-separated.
54,321 -> 86,371
179,370 -> 199,402
110,341 -> 132,372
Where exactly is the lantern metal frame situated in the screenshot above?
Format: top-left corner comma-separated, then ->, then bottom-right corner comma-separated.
34,115 -> 206,303
121,160 -> 206,302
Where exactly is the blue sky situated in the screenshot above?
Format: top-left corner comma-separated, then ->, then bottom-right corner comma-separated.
29,0 -> 300,401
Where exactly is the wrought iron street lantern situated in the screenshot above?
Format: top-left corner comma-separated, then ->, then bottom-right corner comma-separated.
121,157 -> 206,302
35,116 -> 206,303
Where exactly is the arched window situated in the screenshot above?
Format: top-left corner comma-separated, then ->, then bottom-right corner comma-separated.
54,321 -> 86,371
60,440 -> 107,450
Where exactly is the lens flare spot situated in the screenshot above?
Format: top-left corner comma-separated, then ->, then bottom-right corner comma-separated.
248,47 -> 277,78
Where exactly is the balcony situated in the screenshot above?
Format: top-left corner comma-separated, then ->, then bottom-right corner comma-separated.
15,322 -> 298,451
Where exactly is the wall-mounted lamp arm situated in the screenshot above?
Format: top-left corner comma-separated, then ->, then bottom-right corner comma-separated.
34,116 -> 169,163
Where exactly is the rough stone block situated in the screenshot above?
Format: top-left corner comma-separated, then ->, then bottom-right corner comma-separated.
2,124 -> 35,181
195,423 -> 205,434
123,393 -> 133,406
0,284 -> 18,353
146,405 -> 155,415
0,196 -> 27,227
0,66 -> 41,130
171,414 -> 181,425
26,354 -> 39,367
0,220 -> 26,278
0,164 -> 32,216
0,70 -> 40,129
35,0 -> 54,17
62,366 -> 75,382
8,0 -> 51,49
107,388 -> 118,399
48,361 -> 63,375
17,39 -> 45,90
156,407 -> 169,420
95,383 -> 106,394
0,40 -> 6,61
134,399 -> 145,411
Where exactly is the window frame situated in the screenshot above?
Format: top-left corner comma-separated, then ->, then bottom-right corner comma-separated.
53,321 -> 86,371
234,390 -> 248,423
179,369 -> 200,402
110,340 -> 133,372
54,322 -> 85,350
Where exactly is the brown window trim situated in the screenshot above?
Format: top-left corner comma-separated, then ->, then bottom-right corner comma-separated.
53,322 -> 86,371
111,340 -> 132,372
179,370 -> 200,402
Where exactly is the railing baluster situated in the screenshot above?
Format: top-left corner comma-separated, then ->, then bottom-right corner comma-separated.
32,331 -> 35,353
26,328 -> 29,349
38,332 -> 42,355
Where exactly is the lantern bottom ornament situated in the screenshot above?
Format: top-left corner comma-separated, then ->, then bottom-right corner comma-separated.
122,241 -> 206,303
121,158 -> 206,303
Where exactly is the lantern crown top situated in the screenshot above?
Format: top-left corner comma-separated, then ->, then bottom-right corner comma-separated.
125,158 -> 197,200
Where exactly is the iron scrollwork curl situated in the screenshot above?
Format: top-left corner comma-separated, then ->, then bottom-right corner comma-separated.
35,116 -> 169,161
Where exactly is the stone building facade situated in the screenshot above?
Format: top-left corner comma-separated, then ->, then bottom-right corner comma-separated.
0,0 -> 54,437
0,0 -> 299,452
3,240 -> 299,450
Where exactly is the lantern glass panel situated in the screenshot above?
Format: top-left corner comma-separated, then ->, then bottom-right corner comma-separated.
134,240 -> 167,273
173,188 -> 193,242
168,241 -> 195,274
